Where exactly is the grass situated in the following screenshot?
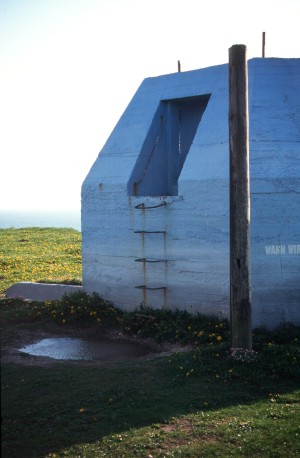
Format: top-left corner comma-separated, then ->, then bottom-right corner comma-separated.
2,356 -> 299,458
1,228 -> 300,457
0,228 -> 82,296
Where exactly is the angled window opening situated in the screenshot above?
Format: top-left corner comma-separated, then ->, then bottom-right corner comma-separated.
128,94 -> 211,196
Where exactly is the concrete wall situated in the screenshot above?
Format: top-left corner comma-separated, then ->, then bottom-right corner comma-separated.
81,58 -> 300,328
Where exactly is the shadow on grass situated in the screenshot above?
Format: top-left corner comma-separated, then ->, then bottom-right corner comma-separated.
1,347 -> 299,458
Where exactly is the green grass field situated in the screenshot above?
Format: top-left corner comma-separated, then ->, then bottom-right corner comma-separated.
0,228 -> 82,296
1,228 -> 299,458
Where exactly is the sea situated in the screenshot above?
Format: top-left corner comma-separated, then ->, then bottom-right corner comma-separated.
0,210 -> 81,232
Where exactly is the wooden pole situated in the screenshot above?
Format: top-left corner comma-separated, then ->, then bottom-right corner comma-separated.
262,32 -> 266,58
229,44 -> 252,350
177,60 -> 181,72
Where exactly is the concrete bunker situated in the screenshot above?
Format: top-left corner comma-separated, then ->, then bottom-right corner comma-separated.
82,58 -> 300,329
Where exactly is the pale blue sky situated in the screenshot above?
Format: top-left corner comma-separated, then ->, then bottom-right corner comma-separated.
0,0 -> 299,211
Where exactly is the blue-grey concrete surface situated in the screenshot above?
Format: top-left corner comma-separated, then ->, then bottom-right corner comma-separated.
6,282 -> 83,301
82,58 -> 300,328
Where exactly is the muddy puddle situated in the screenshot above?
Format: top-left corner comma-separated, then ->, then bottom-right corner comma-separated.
18,337 -> 152,361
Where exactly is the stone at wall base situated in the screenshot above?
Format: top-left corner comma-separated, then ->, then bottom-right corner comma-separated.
6,282 -> 83,301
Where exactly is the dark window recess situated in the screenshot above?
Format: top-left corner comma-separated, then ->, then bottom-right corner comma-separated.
128,94 -> 211,196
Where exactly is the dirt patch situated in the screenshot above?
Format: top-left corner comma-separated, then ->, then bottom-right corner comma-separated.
160,418 -> 195,433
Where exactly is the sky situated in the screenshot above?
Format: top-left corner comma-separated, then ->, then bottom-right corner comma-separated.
0,0 -> 299,212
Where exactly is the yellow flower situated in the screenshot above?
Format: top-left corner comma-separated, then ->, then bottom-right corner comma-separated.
217,335 -> 222,341
79,408 -> 85,413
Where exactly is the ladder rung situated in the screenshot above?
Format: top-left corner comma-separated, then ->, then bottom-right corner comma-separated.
135,202 -> 167,209
135,258 -> 167,263
135,285 -> 166,290
134,230 -> 166,234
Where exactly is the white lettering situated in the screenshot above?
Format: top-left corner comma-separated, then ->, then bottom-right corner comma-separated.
265,245 -> 286,255
280,245 -> 286,255
265,244 -> 300,255
265,246 -> 273,255
288,245 -> 300,255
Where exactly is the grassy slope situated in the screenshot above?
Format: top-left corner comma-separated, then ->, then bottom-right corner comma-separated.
1,228 -> 299,458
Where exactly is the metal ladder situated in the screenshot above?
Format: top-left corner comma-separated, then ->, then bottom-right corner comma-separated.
134,201 -> 168,306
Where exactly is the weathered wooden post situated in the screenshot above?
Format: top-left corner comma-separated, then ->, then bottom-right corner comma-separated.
262,32 -> 266,58
229,44 -> 252,350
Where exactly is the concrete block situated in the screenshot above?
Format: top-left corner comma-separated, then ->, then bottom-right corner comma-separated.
6,282 -> 83,301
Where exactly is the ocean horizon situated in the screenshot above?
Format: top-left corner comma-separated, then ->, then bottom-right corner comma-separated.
0,210 -> 81,232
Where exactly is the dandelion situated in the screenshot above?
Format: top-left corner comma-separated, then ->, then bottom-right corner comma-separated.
79,408 -> 85,413
217,335 -> 222,341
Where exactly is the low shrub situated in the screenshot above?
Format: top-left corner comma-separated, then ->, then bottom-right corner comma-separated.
27,291 -> 123,328
120,303 -> 229,345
